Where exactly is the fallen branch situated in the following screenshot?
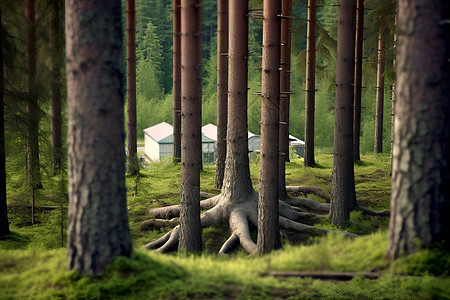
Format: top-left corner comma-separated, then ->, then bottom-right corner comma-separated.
269,271 -> 382,281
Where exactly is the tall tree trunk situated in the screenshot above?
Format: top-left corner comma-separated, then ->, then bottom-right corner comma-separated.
386,0 -> 450,259
126,0 -> 138,175
173,0 -> 181,162
214,0 -> 228,189
374,19 -> 386,154
0,10 -> 10,236
278,0 -> 292,200
353,0 -> 364,162
304,0 -> 316,167
258,0 -> 282,255
389,12 -> 397,177
329,0 -> 357,228
25,0 -> 41,189
49,0 -> 62,175
66,0 -> 132,276
179,0 -> 202,253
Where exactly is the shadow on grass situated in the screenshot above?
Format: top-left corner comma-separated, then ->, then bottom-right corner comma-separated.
0,231 -> 31,250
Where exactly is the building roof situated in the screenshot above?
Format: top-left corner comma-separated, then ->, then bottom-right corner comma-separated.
202,123 -> 258,141
289,134 -> 305,145
143,122 -> 173,142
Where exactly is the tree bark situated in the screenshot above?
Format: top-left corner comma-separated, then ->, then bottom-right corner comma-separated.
329,0 -> 357,228
214,0 -> 228,189
374,19 -> 386,154
179,0 -> 202,253
386,0 -> 450,259
258,0 -> 282,255
25,0 -> 42,189
353,0 -> 364,162
304,0 -> 316,167
126,0 -> 138,175
390,12 -> 397,177
173,0 -> 181,162
49,0 -> 63,175
0,10 -> 10,236
65,0 -> 132,276
278,0 -> 292,200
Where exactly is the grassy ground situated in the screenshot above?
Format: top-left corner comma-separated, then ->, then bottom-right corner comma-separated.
1,152 -> 449,299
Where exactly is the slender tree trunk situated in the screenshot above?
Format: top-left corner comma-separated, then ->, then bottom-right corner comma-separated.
66,0 -> 132,276
258,0 -> 282,255
173,0 -> 181,162
0,10 -> 10,236
390,12 -> 397,177
222,0 -> 253,200
179,0 -> 202,253
329,0 -> 357,228
278,0 -> 292,200
49,0 -> 62,175
214,0 -> 228,189
126,0 -> 138,175
304,0 -> 316,167
386,0 -> 450,259
25,0 -> 41,189
353,0 -> 364,162
374,19 -> 386,154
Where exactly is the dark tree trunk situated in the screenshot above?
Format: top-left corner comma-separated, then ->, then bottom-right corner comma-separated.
353,0 -> 364,162
25,0 -> 41,189
214,0 -> 228,189
65,0 -> 132,276
374,19 -> 386,154
390,13 -> 397,177
278,0 -> 292,200
126,0 -> 138,175
0,10 -> 10,236
179,0 -> 202,253
386,0 -> 450,259
258,0 -> 282,255
304,0 -> 316,167
49,0 -> 63,175
173,0 -> 181,162
329,0 -> 357,228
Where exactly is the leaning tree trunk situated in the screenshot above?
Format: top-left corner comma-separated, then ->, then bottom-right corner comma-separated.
329,0 -> 357,228
49,0 -> 62,174
304,0 -> 316,167
126,0 -> 138,175
214,0 -> 228,189
173,0 -> 181,162
353,0 -> 364,162
25,0 -> 41,189
374,19 -> 386,154
278,0 -> 292,200
258,0 -> 282,255
179,0 -> 202,253
386,0 -> 450,260
65,0 -> 132,276
0,10 -> 10,236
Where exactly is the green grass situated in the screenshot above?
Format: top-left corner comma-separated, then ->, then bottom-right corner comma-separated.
1,152 -> 449,299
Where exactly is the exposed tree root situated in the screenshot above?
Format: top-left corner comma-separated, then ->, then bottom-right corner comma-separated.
269,271 -> 382,281
285,186 -> 331,202
142,190 -> 356,254
356,205 -> 390,216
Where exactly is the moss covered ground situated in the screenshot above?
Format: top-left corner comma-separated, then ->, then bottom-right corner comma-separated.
1,152 -> 449,299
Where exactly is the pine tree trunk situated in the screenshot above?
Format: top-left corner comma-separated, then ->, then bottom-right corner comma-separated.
374,20 -> 386,154
304,0 -> 316,167
329,0 -> 357,228
278,0 -> 292,200
25,0 -> 41,189
0,10 -> 10,236
389,13 -> 397,177
221,0 -> 253,200
353,0 -> 364,162
214,0 -> 228,189
126,0 -> 138,175
179,0 -> 202,253
386,0 -> 450,259
49,0 -> 62,175
66,0 -> 132,276
258,0 -> 282,255
173,0 -> 181,162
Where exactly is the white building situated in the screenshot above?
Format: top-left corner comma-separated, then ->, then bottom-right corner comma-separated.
143,122 -> 216,163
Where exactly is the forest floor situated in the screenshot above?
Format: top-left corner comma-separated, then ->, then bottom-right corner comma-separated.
0,152 -> 449,299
